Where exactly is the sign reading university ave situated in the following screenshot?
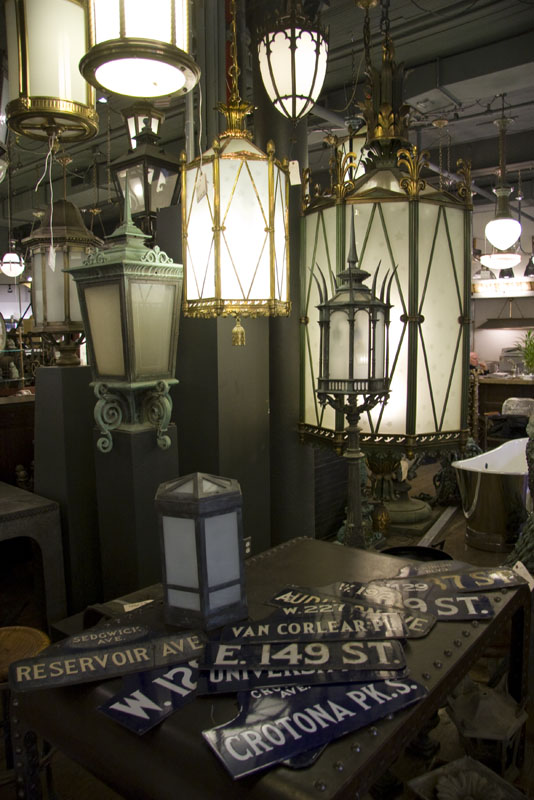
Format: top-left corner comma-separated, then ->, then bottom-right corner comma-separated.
203,679 -> 427,778
9,627 -> 205,691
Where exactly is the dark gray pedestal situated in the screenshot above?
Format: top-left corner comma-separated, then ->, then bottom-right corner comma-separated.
33,366 -> 101,614
94,425 -> 179,601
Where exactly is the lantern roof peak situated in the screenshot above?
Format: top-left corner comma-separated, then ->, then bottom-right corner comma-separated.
107,182 -> 151,252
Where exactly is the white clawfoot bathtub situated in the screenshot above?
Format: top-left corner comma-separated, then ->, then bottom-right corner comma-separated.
452,438 -> 530,552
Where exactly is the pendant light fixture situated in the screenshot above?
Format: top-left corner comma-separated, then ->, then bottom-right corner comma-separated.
256,0 -> 329,122
300,0 -> 471,476
4,0 -> 98,143
80,0 -> 200,100
485,96 -> 521,251
181,0 -> 290,345
1,154 -> 25,278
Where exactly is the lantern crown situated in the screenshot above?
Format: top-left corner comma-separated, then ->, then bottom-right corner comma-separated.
156,473 -> 242,515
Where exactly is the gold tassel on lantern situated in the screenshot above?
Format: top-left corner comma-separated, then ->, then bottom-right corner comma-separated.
232,317 -> 246,346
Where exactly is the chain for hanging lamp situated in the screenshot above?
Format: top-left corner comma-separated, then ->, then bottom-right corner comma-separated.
485,95 -> 521,251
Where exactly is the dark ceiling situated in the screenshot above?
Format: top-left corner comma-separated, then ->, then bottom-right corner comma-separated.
1,0 -> 533,260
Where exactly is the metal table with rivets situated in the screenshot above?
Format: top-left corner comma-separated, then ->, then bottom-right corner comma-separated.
11,537 -> 531,799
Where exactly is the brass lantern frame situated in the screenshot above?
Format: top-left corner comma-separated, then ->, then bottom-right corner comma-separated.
5,0 -> 98,142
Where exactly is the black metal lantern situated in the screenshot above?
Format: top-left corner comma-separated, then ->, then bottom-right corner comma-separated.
155,472 -> 248,630
111,124 -> 181,237
315,214 -> 393,547
122,102 -> 166,150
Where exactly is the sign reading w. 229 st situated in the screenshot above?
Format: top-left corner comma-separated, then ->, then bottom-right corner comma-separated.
204,639 -> 405,671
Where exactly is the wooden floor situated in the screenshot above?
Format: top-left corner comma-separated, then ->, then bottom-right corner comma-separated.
1,461 -> 533,799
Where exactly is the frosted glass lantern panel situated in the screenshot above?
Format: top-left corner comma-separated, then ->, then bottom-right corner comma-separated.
184,163 -> 215,301
116,167 -> 147,215
219,157 -> 271,300
328,308 -> 370,381
84,283 -> 125,376
43,248 -> 67,322
209,584 -> 241,611
131,281 -> 175,376
149,168 -> 178,212
163,516 -> 199,587
204,512 -> 240,586
167,588 -> 200,610
64,248 -> 84,324
96,60 -> 186,98
5,0 -> 88,104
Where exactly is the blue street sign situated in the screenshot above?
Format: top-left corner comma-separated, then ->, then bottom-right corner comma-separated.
203,679 -> 427,778
203,639 -> 406,672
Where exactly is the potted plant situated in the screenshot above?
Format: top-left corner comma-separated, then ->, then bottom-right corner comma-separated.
518,329 -> 534,375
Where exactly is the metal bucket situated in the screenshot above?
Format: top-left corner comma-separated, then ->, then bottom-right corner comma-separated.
452,438 -> 529,552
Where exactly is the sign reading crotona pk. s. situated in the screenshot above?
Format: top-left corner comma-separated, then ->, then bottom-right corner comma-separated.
9,630 -> 205,691
203,679 -> 427,778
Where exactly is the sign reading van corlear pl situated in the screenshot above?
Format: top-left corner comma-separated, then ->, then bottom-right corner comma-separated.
9,629 -> 205,691
218,606 -> 406,643
203,679 -> 427,778
203,639 -> 405,672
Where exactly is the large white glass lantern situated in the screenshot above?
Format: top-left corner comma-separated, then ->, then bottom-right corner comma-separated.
4,0 -> 98,142
181,0 -> 290,345
257,0 -> 328,121
22,200 -> 103,365
300,147 -> 472,461
80,0 -> 200,99
156,472 -> 248,630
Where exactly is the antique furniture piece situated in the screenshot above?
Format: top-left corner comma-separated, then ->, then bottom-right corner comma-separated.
11,537 -> 530,800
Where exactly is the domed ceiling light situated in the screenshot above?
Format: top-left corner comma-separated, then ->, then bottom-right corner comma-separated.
79,0 -> 200,100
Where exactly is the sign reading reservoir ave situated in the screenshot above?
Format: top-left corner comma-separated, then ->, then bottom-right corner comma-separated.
9,629 -> 205,691
218,606 -> 406,643
204,679 -> 427,778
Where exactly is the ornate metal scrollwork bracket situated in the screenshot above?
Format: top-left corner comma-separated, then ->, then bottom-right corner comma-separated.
93,383 -> 127,453
143,380 -> 173,451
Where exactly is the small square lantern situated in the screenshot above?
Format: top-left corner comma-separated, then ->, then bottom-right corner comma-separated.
156,473 -> 248,630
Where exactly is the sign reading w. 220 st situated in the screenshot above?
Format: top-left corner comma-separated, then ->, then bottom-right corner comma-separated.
203,639 -> 405,671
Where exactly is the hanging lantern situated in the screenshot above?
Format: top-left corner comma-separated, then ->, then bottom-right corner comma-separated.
181,0 -> 290,345
80,0 -> 200,100
299,3 -> 471,466
22,199 -> 103,365
111,123 -> 181,237
256,0 -> 328,122
485,100 -> 521,251
122,102 -> 166,150
4,0 -> 98,142
1,250 -> 25,278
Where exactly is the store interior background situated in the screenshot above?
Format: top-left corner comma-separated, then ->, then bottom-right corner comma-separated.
0,0 -> 533,572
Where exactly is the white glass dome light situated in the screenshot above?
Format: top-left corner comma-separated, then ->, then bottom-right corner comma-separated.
257,1 -> 328,121
1,250 -> 25,278
80,0 -> 200,100
485,210 -> 522,251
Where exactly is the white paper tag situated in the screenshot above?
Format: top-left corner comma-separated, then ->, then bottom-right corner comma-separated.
196,171 -> 207,202
48,246 -> 56,271
288,159 -> 301,185
512,560 -> 534,591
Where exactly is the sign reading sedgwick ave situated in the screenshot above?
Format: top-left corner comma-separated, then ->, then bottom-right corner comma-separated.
9,631 -> 205,691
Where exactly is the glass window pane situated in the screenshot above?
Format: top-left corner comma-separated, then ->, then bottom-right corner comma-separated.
205,512 -> 240,586
209,584 -> 241,611
167,588 -> 200,611
163,516 -> 198,588
131,282 -> 175,376
84,283 -> 125,376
